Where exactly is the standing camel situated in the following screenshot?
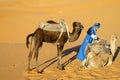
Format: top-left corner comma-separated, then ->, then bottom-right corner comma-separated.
26,20 -> 84,71
83,35 -> 117,69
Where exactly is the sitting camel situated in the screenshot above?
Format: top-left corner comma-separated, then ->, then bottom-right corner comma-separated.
26,20 -> 84,72
83,35 -> 117,69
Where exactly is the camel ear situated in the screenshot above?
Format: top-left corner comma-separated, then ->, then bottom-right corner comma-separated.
79,22 -> 81,25
73,22 -> 77,27
111,34 -> 118,40
73,22 -> 81,26
77,22 -> 81,25
114,35 -> 118,39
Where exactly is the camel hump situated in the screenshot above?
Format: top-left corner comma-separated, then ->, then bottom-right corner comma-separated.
39,20 -> 67,32
46,20 -> 58,24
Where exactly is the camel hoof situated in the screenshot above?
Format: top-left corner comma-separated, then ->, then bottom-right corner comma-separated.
57,66 -> 65,70
37,70 -> 44,73
27,68 -> 32,71
80,66 -> 86,69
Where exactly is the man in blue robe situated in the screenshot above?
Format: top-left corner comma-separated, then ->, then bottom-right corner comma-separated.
76,23 -> 100,62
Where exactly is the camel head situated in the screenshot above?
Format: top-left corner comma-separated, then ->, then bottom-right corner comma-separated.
72,22 -> 84,30
69,22 -> 84,42
110,34 -> 117,43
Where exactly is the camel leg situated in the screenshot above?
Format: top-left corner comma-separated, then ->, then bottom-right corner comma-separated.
27,39 -> 35,71
27,50 -> 34,71
34,43 -> 42,72
57,44 -> 64,70
106,54 -> 113,66
34,46 -> 39,71
82,58 -> 87,68
83,51 -> 96,69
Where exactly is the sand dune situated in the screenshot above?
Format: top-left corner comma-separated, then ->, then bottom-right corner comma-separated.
0,0 -> 120,43
0,43 -> 120,80
0,0 -> 120,80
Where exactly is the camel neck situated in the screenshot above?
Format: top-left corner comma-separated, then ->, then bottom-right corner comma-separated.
110,39 -> 116,56
69,28 -> 81,42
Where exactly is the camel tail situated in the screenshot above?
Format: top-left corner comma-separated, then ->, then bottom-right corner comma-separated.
26,33 -> 34,48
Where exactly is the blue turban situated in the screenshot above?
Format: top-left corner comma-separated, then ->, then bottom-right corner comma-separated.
94,23 -> 100,28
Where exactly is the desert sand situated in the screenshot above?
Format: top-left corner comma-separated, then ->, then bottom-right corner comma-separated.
0,0 -> 120,80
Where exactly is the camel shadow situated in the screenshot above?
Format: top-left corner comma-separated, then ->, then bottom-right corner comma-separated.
113,46 -> 120,61
63,45 -> 80,56
62,45 -> 80,67
31,45 -> 81,73
30,46 -> 120,73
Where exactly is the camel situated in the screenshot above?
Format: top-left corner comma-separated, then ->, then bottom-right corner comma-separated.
83,34 -> 117,69
26,20 -> 84,71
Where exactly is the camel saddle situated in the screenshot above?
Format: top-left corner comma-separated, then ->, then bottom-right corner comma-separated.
39,20 -> 70,43
39,21 -> 67,32
86,39 -> 111,55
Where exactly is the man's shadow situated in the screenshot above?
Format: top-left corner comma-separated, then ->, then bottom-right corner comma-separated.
32,45 -> 81,73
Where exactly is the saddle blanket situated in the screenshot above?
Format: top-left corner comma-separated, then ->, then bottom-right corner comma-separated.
39,21 -> 67,32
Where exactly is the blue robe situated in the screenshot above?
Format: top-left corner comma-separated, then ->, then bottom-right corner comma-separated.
76,26 -> 96,61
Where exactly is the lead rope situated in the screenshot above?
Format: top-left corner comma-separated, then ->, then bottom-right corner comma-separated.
60,19 -> 70,41
65,23 -> 70,42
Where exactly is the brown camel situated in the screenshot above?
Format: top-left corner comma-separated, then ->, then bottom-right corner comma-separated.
83,34 -> 117,69
26,20 -> 84,71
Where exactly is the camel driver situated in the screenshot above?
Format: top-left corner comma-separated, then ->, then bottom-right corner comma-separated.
76,23 -> 100,62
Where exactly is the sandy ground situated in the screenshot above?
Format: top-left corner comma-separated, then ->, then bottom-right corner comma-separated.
0,42 -> 120,80
0,0 -> 120,80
